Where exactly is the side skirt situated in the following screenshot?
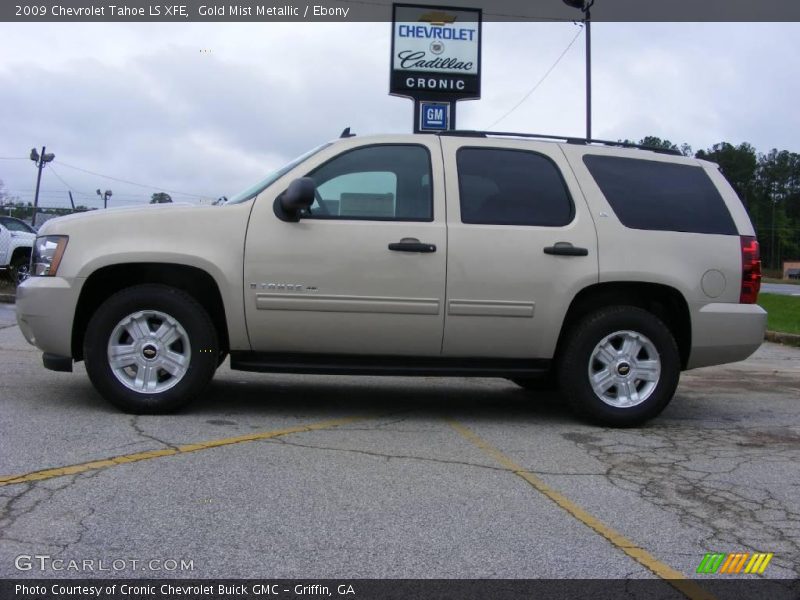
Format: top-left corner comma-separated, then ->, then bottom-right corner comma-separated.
229,352 -> 551,378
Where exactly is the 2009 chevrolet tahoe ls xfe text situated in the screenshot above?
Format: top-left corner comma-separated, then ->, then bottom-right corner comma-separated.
16,131 -> 766,426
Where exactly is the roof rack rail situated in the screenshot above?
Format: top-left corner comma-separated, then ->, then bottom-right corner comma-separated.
437,130 -> 684,156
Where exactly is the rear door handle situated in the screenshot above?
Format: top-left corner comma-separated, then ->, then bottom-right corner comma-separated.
543,242 -> 589,256
388,238 -> 437,253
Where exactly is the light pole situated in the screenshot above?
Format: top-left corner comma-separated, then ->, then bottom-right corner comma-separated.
29,146 -> 55,227
563,0 -> 595,141
96,189 -> 112,209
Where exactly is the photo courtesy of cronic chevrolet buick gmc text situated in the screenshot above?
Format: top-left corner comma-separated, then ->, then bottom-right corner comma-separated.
15,131 -> 767,426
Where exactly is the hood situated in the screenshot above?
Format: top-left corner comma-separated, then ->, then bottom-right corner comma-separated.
37,202 -> 206,235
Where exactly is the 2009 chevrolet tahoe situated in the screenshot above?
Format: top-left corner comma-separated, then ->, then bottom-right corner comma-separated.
16,131 -> 766,426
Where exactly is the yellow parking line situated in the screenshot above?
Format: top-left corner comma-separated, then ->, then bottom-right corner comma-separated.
449,421 -> 716,600
0,416 -> 367,487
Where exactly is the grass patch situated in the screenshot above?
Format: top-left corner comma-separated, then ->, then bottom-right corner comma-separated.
758,293 -> 800,335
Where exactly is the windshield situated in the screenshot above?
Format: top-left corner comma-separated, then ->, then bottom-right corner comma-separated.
225,143 -> 331,205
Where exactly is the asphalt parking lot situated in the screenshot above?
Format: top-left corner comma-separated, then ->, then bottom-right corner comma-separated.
1,301 -> 799,596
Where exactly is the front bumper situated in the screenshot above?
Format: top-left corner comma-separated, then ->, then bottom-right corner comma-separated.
16,276 -> 81,359
687,302 -> 767,369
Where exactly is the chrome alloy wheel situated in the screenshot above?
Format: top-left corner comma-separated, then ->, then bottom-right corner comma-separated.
107,310 -> 191,394
588,330 -> 661,408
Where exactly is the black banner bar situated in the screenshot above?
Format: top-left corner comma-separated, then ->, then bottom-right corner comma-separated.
2,579 -> 800,600
3,0 -> 800,22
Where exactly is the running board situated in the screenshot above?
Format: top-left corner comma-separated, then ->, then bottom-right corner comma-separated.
230,352 -> 550,378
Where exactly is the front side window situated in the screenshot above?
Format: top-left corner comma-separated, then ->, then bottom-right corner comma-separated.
305,145 -> 432,221
456,148 -> 574,226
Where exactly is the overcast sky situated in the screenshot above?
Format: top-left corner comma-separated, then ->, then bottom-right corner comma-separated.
0,22 -> 798,209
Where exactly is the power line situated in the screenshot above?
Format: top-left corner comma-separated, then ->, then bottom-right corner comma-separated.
0,157 -> 28,161
53,160 -> 208,199
486,25 -> 584,130
48,165 -> 87,195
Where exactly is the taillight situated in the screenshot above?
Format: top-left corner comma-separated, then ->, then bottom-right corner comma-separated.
740,236 -> 761,304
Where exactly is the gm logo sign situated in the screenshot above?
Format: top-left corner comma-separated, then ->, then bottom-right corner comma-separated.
419,101 -> 450,131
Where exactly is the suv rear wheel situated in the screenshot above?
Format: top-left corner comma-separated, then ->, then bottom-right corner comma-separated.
558,306 -> 680,427
84,284 -> 218,413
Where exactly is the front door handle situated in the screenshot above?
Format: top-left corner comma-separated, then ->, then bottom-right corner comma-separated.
388,237 -> 437,253
543,242 -> 589,256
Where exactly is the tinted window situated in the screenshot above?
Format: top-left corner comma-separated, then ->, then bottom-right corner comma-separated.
305,145 -> 432,221
456,148 -> 573,226
583,155 -> 737,235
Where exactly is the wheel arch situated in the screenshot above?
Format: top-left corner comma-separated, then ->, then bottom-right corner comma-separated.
10,244 -> 31,263
554,281 -> 692,369
72,263 -> 230,361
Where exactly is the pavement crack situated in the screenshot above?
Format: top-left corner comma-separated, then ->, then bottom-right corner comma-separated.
262,437 -> 508,473
128,415 -> 179,450
261,437 -> 603,477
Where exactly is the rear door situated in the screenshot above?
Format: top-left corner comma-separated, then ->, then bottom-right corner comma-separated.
440,137 -> 599,359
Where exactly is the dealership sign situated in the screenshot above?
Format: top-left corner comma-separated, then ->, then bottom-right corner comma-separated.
390,3 -> 482,100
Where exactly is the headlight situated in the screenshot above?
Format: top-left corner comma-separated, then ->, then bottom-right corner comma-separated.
32,235 -> 68,276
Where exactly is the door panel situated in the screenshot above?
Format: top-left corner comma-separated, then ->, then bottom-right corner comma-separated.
441,138 -> 599,359
244,138 -> 447,356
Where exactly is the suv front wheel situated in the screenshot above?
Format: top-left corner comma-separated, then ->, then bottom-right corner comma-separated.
84,284 -> 219,413
558,306 -> 680,427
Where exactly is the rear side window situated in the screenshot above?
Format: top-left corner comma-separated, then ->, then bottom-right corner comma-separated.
583,155 -> 737,235
457,148 -> 573,226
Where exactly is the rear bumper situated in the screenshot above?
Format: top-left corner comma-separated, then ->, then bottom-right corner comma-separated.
687,303 -> 767,369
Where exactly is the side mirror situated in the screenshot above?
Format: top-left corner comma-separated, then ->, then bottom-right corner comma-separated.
274,177 -> 315,222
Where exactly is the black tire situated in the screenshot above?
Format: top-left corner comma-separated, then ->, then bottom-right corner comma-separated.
557,306 -> 680,427
84,284 -> 219,414
11,251 -> 31,285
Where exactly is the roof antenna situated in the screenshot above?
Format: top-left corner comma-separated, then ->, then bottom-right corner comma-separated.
340,127 -> 355,138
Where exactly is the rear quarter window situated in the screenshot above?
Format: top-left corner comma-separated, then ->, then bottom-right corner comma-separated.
583,155 -> 737,235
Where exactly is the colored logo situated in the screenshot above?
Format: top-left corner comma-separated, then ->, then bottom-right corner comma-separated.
696,552 -> 773,575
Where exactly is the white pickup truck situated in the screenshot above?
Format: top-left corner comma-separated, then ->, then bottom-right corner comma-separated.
0,216 -> 36,283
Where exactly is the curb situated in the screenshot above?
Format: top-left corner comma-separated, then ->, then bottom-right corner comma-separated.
0,293 -> 15,304
765,330 -> 800,348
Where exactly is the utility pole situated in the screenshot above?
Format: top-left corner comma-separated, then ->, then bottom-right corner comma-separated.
563,0 -> 595,141
29,146 -> 55,227
97,189 -> 112,209
68,191 -> 75,211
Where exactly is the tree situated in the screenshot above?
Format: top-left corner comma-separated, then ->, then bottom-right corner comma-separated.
620,137 -> 692,156
150,192 -> 172,204
752,149 -> 800,269
695,142 -> 757,206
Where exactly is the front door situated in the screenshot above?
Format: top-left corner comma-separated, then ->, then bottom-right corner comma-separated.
244,138 -> 447,356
